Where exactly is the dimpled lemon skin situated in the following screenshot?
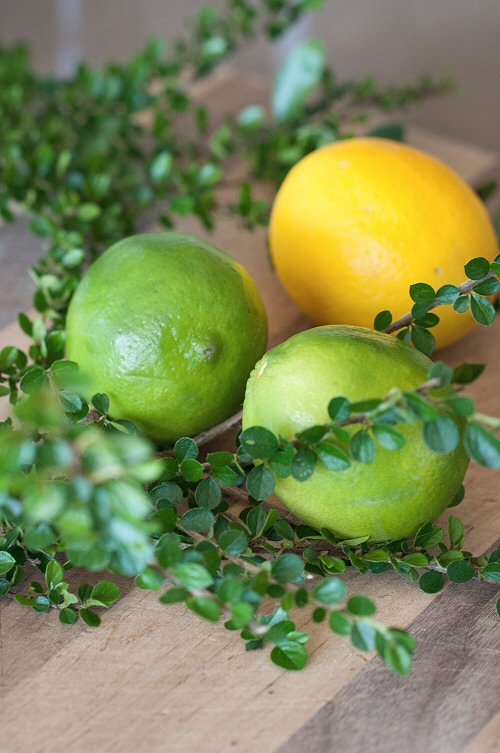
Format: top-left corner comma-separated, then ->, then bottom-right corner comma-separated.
66,232 -> 267,443
269,138 -> 498,349
242,326 -> 469,542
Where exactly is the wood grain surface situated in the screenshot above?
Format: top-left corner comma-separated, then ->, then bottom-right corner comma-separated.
0,71 -> 499,753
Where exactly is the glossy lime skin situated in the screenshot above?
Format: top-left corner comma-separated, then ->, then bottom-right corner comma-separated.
66,232 -> 268,443
242,326 -> 469,542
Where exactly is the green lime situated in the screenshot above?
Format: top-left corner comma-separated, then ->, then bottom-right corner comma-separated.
242,325 -> 468,542
66,232 -> 267,443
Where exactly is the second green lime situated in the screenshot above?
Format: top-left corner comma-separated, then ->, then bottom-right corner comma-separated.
66,232 -> 268,443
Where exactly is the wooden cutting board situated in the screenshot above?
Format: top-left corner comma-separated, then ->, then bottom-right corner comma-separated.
1,70 -> 499,753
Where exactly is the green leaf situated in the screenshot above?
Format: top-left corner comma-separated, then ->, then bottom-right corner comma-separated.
59,607 -> 78,625
444,395 -> 475,417
423,416 -> 459,454
159,587 -> 188,604
483,563 -> 500,583
272,40 -> 325,121
437,550 -> 464,567
90,580 -> 121,607
150,151 -> 173,182
383,642 -> 413,676
0,551 -> 16,575
80,608 -> 101,627
368,123 -> 405,142
402,553 -> 429,568
448,515 -> 465,548
62,248 -> 85,269
297,425 -> 328,444
150,481 -> 183,508
45,558 -> 64,589
206,451 -> 234,468
217,576 -> 244,605
409,282 -> 435,303
350,620 -> 376,651
271,553 -> 304,583
195,477 -> 221,510
237,105 -> 266,129
181,508 -> 215,533
186,596 -> 221,622
470,294 -> 496,326
266,619 -> 295,644
60,391 -> 88,419
434,284 -> 460,305
328,397 -> 351,422
135,567 -> 164,591
269,441 -> 296,478
419,571 -> 444,593
362,549 -> 389,563
350,431 -> 375,464
463,422 -> 500,468
92,393 -> 110,415
156,533 -> 182,568
218,529 -> 249,555
173,563 -> 213,591
347,594 -> 376,616
453,295 -> 471,313
411,325 -> 436,356
314,577 -> 347,605
239,426 -> 278,459
77,203 -> 101,221
180,459 -> 204,482
246,464 -> 275,501
452,363 -> 485,385
372,424 -> 406,451
312,607 -> 326,622
374,310 -> 392,331
270,641 -> 308,670
447,559 -> 475,583
329,610 -> 351,635
20,366 -> 49,394
448,485 -> 465,508
316,442 -> 351,471
473,277 -> 499,296
414,525 -> 444,549
464,256 -> 491,280
476,180 -> 498,202
174,437 -> 199,462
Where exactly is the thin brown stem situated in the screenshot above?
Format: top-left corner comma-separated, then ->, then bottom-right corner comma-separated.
194,409 -> 243,447
382,271 -> 495,335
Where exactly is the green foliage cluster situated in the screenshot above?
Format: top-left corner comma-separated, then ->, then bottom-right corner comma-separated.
0,0 -> 498,675
375,255 -> 500,354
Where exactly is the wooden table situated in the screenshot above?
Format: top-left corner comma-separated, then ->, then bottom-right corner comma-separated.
1,71 -> 499,753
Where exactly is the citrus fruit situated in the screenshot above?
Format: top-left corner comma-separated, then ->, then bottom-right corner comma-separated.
66,232 -> 267,443
269,137 -> 498,349
242,325 -> 469,542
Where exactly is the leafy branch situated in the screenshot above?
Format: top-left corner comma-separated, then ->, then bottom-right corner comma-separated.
2,344 -> 500,674
375,255 -> 500,354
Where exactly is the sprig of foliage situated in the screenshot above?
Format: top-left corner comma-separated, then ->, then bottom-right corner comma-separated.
2,351 -> 500,672
375,255 -> 500,355
0,383 -> 417,674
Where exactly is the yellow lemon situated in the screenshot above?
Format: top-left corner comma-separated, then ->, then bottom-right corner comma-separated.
269,137 -> 497,348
